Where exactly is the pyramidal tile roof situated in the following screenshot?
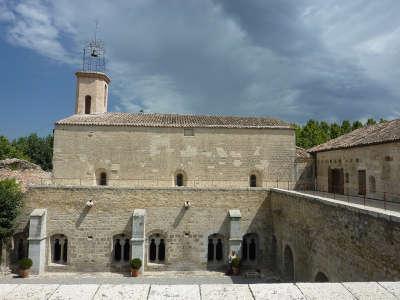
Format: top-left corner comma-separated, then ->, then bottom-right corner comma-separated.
308,119 -> 400,152
55,112 -> 291,129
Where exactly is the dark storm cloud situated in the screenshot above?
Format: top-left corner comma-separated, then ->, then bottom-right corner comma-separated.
1,0 -> 400,122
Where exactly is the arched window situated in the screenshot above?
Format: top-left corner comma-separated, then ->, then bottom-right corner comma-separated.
250,174 -> 257,187
315,271 -> 329,282
283,245 -> 294,281
100,172 -> 107,186
242,233 -> 258,264
113,234 -> 130,263
104,85 -> 107,107
148,234 -> 166,264
96,169 -> 108,186
85,95 -> 91,114
51,234 -> 68,264
176,173 -> 185,187
207,234 -> 225,265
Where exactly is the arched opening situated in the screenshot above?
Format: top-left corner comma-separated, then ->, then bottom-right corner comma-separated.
100,172 -> 107,186
283,245 -> 294,281
51,234 -> 68,264
207,233 -> 225,267
96,169 -> 108,186
250,174 -> 257,187
271,235 -> 277,270
104,85 -> 107,107
85,95 -> 91,114
175,171 -> 186,187
241,233 -> 258,265
112,234 -> 130,264
148,234 -> 166,264
315,271 -> 329,282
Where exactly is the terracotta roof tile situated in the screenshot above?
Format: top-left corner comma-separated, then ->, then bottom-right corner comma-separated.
55,112 -> 291,129
308,119 -> 400,152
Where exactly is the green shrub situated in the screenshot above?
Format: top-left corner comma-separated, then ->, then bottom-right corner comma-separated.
18,258 -> 33,270
231,257 -> 240,268
130,258 -> 142,269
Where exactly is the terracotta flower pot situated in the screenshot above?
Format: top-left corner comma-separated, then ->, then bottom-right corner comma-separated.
232,267 -> 240,275
18,268 -> 30,278
131,268 -> 139,277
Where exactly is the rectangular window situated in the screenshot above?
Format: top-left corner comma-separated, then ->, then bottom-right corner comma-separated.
358,170 -> 366,195
184,128 -> 194,136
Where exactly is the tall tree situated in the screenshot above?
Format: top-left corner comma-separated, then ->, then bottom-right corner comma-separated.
0,179 -> 23,267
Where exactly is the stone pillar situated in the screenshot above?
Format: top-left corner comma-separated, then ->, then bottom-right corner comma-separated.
28,209 -> 47,274
131,209 -> 146,272
228,209 -> 242,258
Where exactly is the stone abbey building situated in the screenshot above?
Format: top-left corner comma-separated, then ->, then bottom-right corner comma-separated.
13,70 -> 303,274
8,68 -> 400,283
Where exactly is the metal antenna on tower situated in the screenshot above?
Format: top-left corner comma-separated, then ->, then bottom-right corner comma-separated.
82,21 -> 106,72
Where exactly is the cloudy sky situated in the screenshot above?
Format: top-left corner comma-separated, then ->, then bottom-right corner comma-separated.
1,0 -> 400,138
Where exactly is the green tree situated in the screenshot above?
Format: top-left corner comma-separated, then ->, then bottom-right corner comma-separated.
13,134 -> 53,170
340,120 -> 352,135
330,123 -> 341,139
351,121 -> 363,131
366,118 -> 377,126
0,136 -> 27,160
0,179 -> 23,242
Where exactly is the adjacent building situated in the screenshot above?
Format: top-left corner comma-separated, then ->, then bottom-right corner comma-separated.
309,120 -> 400,202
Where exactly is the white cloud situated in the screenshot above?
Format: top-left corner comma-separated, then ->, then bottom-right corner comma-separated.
0,0 -> 399,122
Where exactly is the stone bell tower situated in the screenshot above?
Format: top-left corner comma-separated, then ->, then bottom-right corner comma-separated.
75,36 -> 110,115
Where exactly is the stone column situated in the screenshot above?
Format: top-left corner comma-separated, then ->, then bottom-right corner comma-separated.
28,209 -> 47,274
131,209 -> 146,272
228,209 -> 242,258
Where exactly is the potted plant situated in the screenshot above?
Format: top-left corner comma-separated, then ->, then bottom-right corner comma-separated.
129,258 -> 142,277
18,258 -> 33,278
231,257 -> 240,275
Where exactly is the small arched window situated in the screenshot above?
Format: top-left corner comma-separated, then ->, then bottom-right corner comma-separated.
99,172 -> 107,186
315,272 -> 329,282
104,84 -> 107,107
207,233 -> 225,264
85,95 -> 91,114
51,234 -> 68,265
148,234 -> 166,263
250,174 -> 257,187
113,234 -> 130,263
176,173 -> 184,187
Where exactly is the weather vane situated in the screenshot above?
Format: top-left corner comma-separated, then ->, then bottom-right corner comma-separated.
82,20 -> 106,72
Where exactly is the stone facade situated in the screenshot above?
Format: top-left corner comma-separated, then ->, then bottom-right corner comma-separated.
270,189 -> 400,282
314,142 -> 400,201
16,187 -> 271,272
52,125 -> 295,188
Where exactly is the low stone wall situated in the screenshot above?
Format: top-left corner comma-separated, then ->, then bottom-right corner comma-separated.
16,186 -> 271,272
270,188 -> 400,282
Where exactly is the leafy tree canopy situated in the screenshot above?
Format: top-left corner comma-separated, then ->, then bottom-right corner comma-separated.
0,179 -> 23,242
0,134 -> 53,170
295,117 -> 385,149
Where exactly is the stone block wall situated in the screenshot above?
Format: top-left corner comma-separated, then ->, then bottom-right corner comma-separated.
52,126 -> 295,188
270,189 -> 400,282
315,142 -> 400,201
16,186 -> 271,272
